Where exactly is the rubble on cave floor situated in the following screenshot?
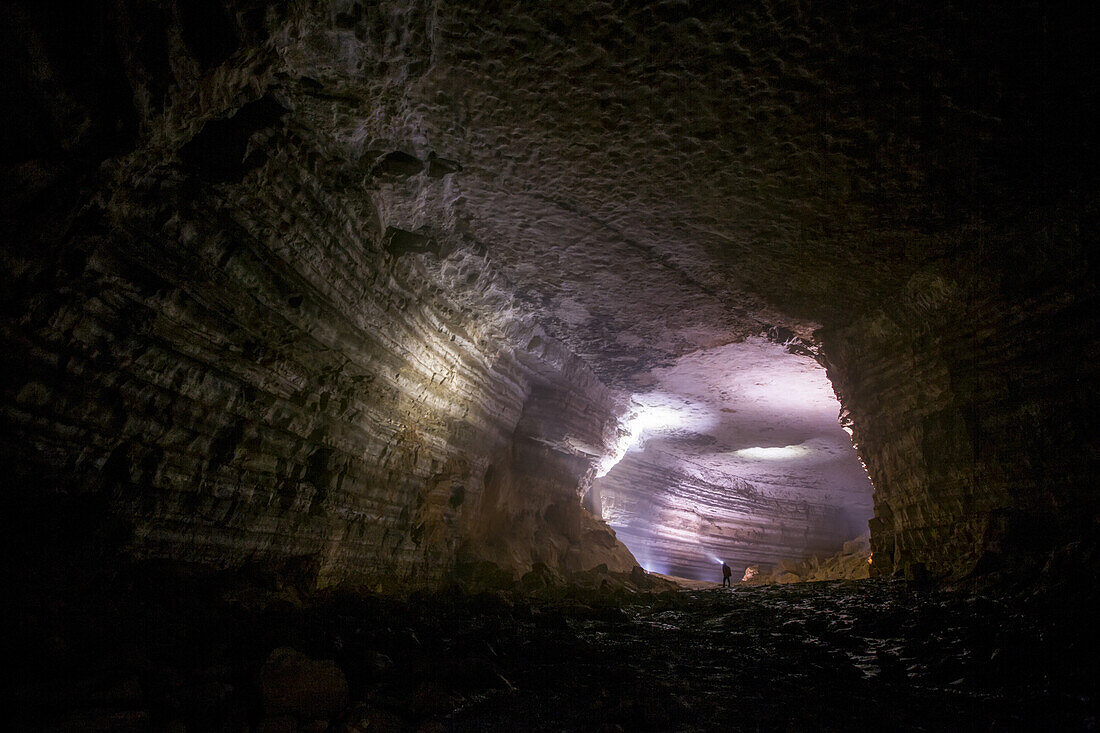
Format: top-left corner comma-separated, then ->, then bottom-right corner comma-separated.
741,534 -> 873,586
12,566 -> 1096,732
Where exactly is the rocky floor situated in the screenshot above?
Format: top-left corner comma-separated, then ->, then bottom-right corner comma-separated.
12,567 -> 1097,732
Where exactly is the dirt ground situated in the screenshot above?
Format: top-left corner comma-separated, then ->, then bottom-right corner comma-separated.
12,565 -> 1097,731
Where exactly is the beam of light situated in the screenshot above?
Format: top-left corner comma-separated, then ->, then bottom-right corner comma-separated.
734,445 -> 811,460
595,396 -> 691,477
628,542 -> 668,576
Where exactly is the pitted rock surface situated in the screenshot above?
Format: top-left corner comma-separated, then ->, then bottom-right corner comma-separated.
1,0 -> 1096,585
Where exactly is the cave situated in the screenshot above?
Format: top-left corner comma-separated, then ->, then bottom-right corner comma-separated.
2,1 -> 1096,730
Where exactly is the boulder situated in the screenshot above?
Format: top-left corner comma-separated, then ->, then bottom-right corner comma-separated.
777,559 -> 802,574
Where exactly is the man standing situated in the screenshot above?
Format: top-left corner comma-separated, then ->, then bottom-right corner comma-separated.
721,561 -> 732,587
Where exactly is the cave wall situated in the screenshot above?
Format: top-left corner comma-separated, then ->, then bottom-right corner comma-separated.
823,208 -> 1098,578
0,0 -> 635,589
1,0 -> 1096,589
595,448 -> 854,580
588,338 -> 874,581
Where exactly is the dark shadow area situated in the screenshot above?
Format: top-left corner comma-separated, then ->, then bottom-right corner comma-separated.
10,559 -> 1098,731
0,1 -> 1096,730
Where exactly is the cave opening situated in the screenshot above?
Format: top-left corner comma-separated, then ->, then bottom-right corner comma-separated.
591,337 -> 874,582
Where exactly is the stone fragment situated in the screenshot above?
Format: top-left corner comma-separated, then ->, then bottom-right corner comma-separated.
521,561 -> 565,591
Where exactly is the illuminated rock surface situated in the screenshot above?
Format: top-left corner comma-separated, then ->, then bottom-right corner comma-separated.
1,1 -> 1096,593
2,3 -> 1098,727
741,534 -> 872,585
594,338 -> 872,580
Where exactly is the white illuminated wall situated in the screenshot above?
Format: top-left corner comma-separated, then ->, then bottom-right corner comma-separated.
593,337 -> 873,580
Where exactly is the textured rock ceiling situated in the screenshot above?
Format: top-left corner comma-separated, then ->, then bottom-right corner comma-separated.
278,1 -> 907,573
1,0 -> 1095,586
290,0 -> 909,377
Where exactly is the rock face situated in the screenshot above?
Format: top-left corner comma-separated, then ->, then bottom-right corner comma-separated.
741,535 -> 872,585
823,258 -> 1099,579
0,0 -> 638,587
592,338 -> 873,580
1,1 -> 1095,589
2,130 -> 636,587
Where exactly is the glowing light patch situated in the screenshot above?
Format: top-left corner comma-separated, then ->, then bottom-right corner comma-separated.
734,445 -> 811,460
738,366 -> 836,413
595,395 -> 697,477
628,403 -> 685,435
593,337 -> 876,582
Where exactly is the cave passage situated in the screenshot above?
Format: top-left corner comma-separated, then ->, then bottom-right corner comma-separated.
593,338 -> 873,581
2,0 -> 1097,729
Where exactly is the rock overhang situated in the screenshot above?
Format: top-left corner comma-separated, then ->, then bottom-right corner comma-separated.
593,337 -> 873,580
0,0 -> 1094,587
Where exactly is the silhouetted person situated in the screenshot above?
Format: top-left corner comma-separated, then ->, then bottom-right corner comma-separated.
722,562 -> 732,587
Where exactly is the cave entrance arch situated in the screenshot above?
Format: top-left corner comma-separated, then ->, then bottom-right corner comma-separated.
591,337 -> 873,582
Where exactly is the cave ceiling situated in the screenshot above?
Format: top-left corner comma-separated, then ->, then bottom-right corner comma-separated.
279,0 -> 996,385
3,0 -> 1091,582
264,1 -> 982,570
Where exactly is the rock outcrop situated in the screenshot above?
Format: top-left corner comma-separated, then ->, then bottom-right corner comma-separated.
1,1 -> 639,589
1,1 -> 1095,590
741,534 -> 872,585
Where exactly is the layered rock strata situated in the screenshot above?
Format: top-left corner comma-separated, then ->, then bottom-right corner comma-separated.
1,0 -> 1095,590
598,450 -> 855,580
1,1 -> 637,588
823,242 -> 1099,579
591,339 -> 873,581
741,534 -> 872,585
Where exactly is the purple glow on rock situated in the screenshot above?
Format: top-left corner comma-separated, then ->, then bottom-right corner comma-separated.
595,337 -> 873,581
